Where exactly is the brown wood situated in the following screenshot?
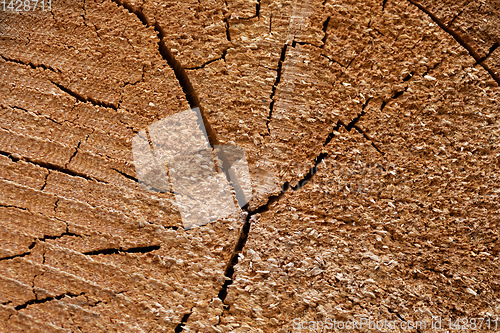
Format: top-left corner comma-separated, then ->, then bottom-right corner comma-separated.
0,0 -> 499,331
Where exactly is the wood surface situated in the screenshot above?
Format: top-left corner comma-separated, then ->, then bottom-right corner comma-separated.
0,0 -> 499,332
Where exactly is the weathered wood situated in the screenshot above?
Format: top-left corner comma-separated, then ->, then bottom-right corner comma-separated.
0,0 -> 499,332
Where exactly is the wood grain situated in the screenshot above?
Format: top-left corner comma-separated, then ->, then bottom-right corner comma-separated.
0,0 -> 499,332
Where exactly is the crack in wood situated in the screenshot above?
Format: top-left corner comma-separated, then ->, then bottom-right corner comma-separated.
0,220 -> 82,262
185,48 -> 228,70
321,16 -> 331,47
50,80 -> 118,110
266,43 -> 288,134
408,0 -> 499,85
174,307 -> 193,333
387,307 -> 424,333
0,150 -> 96,182
4,1 -> 495,328
0,251 -> 32,262
477,41 -> 500,65
0,54 -> 60,73
82,245 -> 160,256
215,108 -> 387,320
14,292 -> 85,311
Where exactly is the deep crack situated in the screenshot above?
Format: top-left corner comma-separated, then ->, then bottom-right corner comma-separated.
0,227 -> 82,262
14,292 -> 84,311
216,113 -> 386,306
266,43 -> 288,134
112,168 -> 139,183
82,245 -> 160,256
50,80 -> 118,110
321,16 -> 331,47
0,150 -> 95,182
346,98 -> 372,131
111,1 -> 219,147
39,230 -> 83,243
222,0 -> 232,41
408,0 -> 499,85
477,41 -> 500,65
0,251 -> 32,262
174,308 -> 193,333
321,54 -> 345,68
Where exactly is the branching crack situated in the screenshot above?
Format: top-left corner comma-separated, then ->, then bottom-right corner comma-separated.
139,13 -> 246,209
153,21 -> 202,111
110,1 -> 248,217
407,0 -> 499,85
185,49 -> 228,70
216,108 -> 385,307
341,98 -> 385,154
2,0 -> 452,328
110,0 -> 202,109
81,0 -> 102,41
352,125 -> 385,155
39,225 -> 83,243
346,98 -> 372,131
0,150 -> 179,231
0,224 -> 82,262
266,43 -> 288,134
346,46 -> 366,69
381,85 -> 408,111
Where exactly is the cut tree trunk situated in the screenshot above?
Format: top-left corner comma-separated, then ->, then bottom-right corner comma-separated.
0,0 -> 499,332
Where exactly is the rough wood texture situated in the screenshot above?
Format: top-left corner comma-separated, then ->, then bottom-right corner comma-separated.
0,0 -> 499,332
